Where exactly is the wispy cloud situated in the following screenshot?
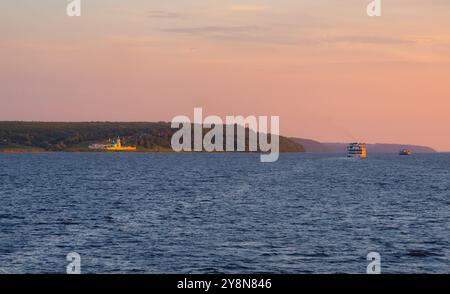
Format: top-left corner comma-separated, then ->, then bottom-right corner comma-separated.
229,5 -> 268,12
160,25 -> 416,47
161,25 -> 262,35
148,10 -> 181,19
105,35 -> 161,48
111,8 -> 182,20
326,35 -> 416,45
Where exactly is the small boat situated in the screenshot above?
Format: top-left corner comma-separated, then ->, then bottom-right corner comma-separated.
347,143 -> 367,158
399,149 -> 412,156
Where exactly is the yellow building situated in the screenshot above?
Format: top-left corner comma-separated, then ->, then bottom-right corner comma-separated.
89,138 -> 137,151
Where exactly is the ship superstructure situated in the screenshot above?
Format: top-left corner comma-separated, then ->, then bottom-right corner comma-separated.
347,143 -> 367,158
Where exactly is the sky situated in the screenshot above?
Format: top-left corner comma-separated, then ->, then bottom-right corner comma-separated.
1,0 -> 450,151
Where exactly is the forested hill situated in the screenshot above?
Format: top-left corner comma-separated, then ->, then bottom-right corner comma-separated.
0,122 -> 305,152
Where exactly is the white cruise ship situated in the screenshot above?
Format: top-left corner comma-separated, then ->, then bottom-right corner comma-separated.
347,143 -> 367,158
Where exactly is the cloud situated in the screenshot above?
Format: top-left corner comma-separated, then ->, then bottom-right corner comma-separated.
148,10 -> 181,19
161,25 -> 262,35
160,25 -> 301,45
112,8 -> 182,19
229,5 -> 268,12
105,36 -> 160,47
326,35 -> 415,45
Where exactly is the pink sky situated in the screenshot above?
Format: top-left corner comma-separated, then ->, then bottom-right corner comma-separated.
1,1 -> 450,150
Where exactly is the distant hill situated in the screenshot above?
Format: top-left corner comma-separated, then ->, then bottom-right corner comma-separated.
323,143 -> 437,154
290,137 -> 436,153
290,137 -> 331,152
0,122 -> 304,153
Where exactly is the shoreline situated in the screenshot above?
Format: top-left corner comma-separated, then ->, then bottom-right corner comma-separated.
0,149 -> 304,154
0,149 -> 443,154
0,149 -> 172,153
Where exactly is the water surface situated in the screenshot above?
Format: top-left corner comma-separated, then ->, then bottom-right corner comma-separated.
0,153 -> 449,273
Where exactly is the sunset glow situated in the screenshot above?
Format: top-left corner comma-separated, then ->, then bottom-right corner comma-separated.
1,0 -> 450,150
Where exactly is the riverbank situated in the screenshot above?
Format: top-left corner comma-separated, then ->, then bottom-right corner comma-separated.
0,121 -> 305,153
